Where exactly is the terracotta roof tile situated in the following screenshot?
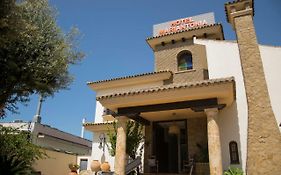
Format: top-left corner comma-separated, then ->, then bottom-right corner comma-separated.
146,23 -> 223,40
87,70 -> 172,85
225,0 -> 245,5
97,77 -> 235,100
83,122 -> 114,126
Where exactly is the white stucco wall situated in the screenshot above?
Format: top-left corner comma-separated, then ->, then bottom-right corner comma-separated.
94,101 -> 105,123
195,38 -> 281,171
90,131 -> 115,171
92,102 -> 116,169
195,39 -> 248,171
260,45 -> 281,131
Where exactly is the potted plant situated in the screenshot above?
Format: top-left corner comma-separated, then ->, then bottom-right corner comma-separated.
68,163 -> 80,174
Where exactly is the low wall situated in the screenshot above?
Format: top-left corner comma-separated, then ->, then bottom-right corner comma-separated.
33,149 -> 77,175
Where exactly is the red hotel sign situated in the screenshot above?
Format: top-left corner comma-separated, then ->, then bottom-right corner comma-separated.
153,12 -> 215,37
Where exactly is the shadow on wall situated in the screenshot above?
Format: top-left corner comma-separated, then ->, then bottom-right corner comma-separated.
218,101 -> 243,170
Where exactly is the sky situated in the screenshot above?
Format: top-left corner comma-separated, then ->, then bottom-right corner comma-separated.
3,0 -> 281,140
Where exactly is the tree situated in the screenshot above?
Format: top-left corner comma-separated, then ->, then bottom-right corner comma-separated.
107,120 -> 144,159
0,125 -> 46,174
0,0 -> 84,118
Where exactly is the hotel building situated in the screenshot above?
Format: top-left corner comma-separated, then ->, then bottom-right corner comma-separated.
85,0 -> 281,174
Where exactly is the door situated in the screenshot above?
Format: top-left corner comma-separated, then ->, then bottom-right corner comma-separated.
153,120 -> 187,173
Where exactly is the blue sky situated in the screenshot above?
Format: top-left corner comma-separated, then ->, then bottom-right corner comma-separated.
3,0 -> 281,140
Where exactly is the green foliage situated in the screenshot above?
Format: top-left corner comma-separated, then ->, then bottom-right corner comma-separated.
107,121 -> 144,159
224,167 -> 244,175
0,0 -> 84,117
107,121 -> 117,157
126,121 -> 144,159
0,125 -> 46,175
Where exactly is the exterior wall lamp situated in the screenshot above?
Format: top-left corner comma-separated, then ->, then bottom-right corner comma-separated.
168,124 -> 180,135
99,133 -> 106,152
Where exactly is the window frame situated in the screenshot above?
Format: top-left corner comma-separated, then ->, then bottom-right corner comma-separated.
79,158 -> 88,171
229,141 -> 240,164
177,50 -> 193,71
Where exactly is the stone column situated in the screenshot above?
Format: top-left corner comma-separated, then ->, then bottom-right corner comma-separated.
114,116 -> 128,175
225,1 -> 281,174
205,108 -> 222,175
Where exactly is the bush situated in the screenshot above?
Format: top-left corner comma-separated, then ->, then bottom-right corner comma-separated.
107,121 -> 144,159
0,126 -> 46,175
224,167 -> 244,175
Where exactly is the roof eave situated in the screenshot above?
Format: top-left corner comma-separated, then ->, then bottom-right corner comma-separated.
87,71 -> 173,91
96,77 -> 236,111
146,24 -> 224,51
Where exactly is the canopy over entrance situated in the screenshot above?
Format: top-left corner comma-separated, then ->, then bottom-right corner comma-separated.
88,74 -> 235,125
86,71 -> 235,175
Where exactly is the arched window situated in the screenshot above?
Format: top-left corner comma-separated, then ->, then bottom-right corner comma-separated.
177,51 -> 193,71
229,141 -> 239,164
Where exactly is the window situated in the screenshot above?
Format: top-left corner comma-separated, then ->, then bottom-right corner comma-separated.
79,159 -> 88,171
229,141 -> 239,164
177,51 -> 193,71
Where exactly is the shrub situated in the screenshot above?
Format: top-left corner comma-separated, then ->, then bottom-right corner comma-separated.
224,167 -> 244,175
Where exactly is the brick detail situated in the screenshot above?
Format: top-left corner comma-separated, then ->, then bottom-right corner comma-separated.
173,69 -> 208,84
154,41 -> 208,83
234,15 -> 281,175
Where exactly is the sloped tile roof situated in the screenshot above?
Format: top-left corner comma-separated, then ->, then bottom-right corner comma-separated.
83,122 -> 114,126
97,77 -> 235,100
87,70 -> 172,85
146,23 -> 223,40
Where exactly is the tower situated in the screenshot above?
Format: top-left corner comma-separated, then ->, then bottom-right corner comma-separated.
225,0 -> 281,174
146,12 -> 224,84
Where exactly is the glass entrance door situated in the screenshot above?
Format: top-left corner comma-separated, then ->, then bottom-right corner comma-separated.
152,120 -> 187,173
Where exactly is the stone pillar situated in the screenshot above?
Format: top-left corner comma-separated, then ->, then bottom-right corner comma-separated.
205,108 -> 223,175
114,116 -> 128,175
225,1 -> 281,174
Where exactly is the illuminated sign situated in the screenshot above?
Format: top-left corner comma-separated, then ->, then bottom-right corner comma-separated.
153,12 -> 215,37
